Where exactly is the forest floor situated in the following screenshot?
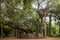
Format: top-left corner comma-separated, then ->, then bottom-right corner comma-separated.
0,37 -> 60,40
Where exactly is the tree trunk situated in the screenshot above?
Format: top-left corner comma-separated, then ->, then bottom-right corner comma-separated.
43,12 -> 46,37
0,0 -> 3,39
49,14 -> 52,36
1,23 -> 3,39
0,0 -> 1,36
59,25 -> 60,36
40,17 -> 43,35
59,20 -> 60,36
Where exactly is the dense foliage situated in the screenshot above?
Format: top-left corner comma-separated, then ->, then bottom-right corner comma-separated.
0,0 -> 60,38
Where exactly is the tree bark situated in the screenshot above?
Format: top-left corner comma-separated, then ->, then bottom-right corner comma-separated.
59,20 -> 60,36
0,0 -> 3,39
43,12 -> 46,37
49,14 -> 52,36
1,23 -> 3,39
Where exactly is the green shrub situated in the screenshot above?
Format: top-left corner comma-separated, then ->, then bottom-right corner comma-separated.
3,25 -> 12,37
51,23 -> 59,36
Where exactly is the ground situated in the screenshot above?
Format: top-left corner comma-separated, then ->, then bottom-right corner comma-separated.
0,37 -> 60,40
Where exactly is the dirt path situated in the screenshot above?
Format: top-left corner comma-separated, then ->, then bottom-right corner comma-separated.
0,37 -> 60,40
